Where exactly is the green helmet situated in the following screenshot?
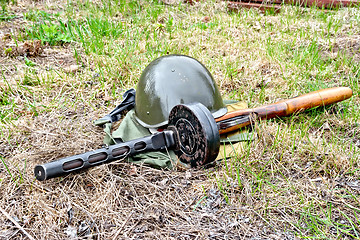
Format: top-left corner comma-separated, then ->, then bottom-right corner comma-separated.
135,54 -> 227,128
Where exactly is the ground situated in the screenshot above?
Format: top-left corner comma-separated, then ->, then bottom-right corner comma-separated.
0,0 -> 359,239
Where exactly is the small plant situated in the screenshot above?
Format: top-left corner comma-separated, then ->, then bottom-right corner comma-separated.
26,21 -> 72,45
0,10 -> 15,21
0,91 -> 9,106
0,90 -> 12,122
3,47 -> 12,55
0,156 -> 13,180
22,68 -> 40,86
24,56 -> 36,67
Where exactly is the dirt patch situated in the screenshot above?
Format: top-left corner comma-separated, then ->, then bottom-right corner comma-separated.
0,40 -> 43,57
332,35 -> 360,60
321,35 -> 360,62
0,32 -> 82,86
0,44 -> 79,89
0,0 -> 82,83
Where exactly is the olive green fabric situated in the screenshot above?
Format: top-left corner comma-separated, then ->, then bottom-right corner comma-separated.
101,102 -> 255,169
103,110 -> 177,169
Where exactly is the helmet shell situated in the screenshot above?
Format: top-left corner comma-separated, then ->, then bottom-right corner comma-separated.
135,54 -> 227,128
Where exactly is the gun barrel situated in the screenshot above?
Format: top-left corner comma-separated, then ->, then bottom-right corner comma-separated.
34,131 -> 175,181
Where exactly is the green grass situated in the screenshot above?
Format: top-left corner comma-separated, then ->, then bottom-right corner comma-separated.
24,21 -> 73,45
0,10 -> 15,21
0,155 -> 13,180
23,9 -> 61,22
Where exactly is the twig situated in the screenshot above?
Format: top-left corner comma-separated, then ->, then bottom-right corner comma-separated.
33,130 -> 59,136
0,206 -> 35,240
112,210 -> 135,239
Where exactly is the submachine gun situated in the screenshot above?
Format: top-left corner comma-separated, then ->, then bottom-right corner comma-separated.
34,87 -> 353,181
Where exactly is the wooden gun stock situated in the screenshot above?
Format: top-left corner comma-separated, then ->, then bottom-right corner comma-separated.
216,87 -> 353,135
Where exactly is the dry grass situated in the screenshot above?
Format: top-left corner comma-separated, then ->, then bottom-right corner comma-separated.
0,0 -> 359,239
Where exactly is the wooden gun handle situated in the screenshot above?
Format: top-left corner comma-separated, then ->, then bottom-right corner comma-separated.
216,87 -> 353,134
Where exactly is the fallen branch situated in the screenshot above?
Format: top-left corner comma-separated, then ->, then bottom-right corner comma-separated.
0,206 -> 35,240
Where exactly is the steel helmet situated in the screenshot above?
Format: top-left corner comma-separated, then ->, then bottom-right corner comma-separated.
135,54 -> 227,128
